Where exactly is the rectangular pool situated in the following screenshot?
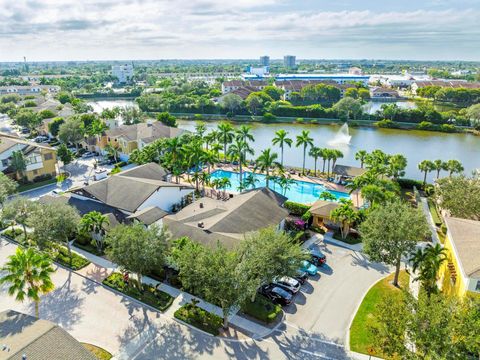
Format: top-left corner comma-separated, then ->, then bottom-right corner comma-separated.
210,170 -> 349,204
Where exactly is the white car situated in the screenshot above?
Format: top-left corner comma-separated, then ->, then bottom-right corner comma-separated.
272,276 -> 301,294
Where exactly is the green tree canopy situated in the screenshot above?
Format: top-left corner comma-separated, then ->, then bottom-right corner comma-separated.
434,175 -> 480,220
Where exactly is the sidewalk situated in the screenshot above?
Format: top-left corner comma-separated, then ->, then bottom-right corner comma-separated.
305,232 -> 363,252
420,197 -> 440,245
71,244 -> 272,338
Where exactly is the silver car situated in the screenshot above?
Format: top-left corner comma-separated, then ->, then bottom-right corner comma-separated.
273,276 -> 301,294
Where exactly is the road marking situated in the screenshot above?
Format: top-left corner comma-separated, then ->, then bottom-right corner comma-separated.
299,349 -> 338,359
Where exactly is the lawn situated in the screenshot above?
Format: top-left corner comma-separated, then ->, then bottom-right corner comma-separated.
17,178 -> 56,193
427,198 -> 442,227
242,295 -> 282,324
82,343 -> 112,360
174,303 -> 223,336
102,273 -> 173,312
349,270 -> 410,356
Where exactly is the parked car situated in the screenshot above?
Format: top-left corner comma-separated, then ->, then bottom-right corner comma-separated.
21,127 -> 30,134
300,260 -> 318,276
294,270 -> 308,284
309,249 -> 326,266
82,151 -> 96,158
34,136 -> 49,143
273,276 -> 301,294
259,285 -> 293,306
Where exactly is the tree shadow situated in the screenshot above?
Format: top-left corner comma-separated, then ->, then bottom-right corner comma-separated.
349,252 -> 390,274
222,338 -> 271,360
0,310 -> 37,338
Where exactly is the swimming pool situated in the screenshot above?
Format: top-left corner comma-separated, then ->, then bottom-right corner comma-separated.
210,170 -> 350,204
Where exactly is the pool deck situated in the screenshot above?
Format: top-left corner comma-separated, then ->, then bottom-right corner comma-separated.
178,164 -> 364,208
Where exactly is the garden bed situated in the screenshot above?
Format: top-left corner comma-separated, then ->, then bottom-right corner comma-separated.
102,273 -> 173,312
52,245 -> 91,270
17,178 -> 56,193
427,198 -> 442,227
82,343 -> 112,360
73,240 -> 105,257
332,231 -> 362,245
349,271 -> 409,357
174,303 -> 223,336
242,295 -> 282,324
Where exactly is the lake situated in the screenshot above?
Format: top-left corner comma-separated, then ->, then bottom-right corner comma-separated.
88,100 -> 480,181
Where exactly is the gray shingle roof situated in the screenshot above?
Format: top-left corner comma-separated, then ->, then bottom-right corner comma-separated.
105,122 -> 186,143
0,310 -> 95,360
444,217 -> 480,278
164,187 -> 288,248
309,200 -> 340,217
127,206 -> 169,225
332,164 -> 366,177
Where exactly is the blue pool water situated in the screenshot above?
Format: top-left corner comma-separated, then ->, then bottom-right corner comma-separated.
210,170 -> 350,204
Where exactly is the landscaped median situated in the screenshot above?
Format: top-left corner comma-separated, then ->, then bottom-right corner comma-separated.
349,270 -> 409,357
52,245 -> 91,270
102,273 -> 174,312
241,294 -> 282,323
174,302 -> 223,336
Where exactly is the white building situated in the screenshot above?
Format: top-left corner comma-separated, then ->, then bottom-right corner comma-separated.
0,85 -> 60,95
111,64 -> 134,84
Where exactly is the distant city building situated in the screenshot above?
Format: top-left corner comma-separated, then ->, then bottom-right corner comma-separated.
242,73 -> 370,86
411,80 -> 480,95
111,64 -> 134,84
348,67 -> 362,75
0,85 -> 60,95
221,80 -> 268,94
283,55 -> 296,69
260,56 -> 270,67
247,66 -> 269,77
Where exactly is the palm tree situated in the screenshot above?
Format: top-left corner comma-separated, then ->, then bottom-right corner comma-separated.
325,149 -> 335,177
204,130 -> 218,151
79,211 -> 109,252
219,177 -> 231,196
195,121 -> 207,138
10,150 -> 26,180
330,149 -> 344,171
217,122 -> 234,163
104,143 -> 120,163
410,243 -> 447,296
272,129 -> 293,167
387,154 -> 408,180
200,150 -> 216,174
355,150 -> 368,168
319,191 -> 337,202
0,247 -> 55,318
199,172 -> 211,192
183,140 -> 204,191
255,148 -> 280,188
228,139 -> 254,185
361,184 -> 386,208
236,125 -> 254,148
296,130 -> 314,175
320,148 -> 328,174
277,175 -> 295,196
309,146 -> 322,177
330,199 -> 357,240
242,173 -> 259,190
87,119 -> 108,155
432,159 -> 447,179
445,159 -> 464,177
418,160 -> 435,187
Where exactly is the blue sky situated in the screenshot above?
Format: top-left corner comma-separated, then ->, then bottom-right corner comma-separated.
0,0 -> 479,61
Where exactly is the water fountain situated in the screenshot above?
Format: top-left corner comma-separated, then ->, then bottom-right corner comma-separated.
328,122 -> 352,147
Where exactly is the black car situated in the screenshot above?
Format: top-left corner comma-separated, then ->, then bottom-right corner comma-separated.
309,249 -> 327,266
259,284 -> 293,306
273,276 -> 301,294
294,270 -> 308,284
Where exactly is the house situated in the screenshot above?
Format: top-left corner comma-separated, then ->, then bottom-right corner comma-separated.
411,80 -> 480,95
309,200 -> 341,229
0,85 -> 60,95
439,217 -> 480,297
221,80 -> 269,94
0,134 -> 57,182
163,187 -> 289,248
370,87 -> 400,100
0,309 -> 95,360
332,164 -> 367,179
70,163 -> 194,227
100,122 -> 187,160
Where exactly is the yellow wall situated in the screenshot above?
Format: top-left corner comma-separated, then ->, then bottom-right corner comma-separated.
23,149 -> 57,182
100,136 -> 137,155
439,233 -> 469,297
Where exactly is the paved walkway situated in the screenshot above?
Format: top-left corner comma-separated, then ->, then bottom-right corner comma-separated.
71,244 -> 271,338
305,232 -> 363,252
420,197 -> 440,245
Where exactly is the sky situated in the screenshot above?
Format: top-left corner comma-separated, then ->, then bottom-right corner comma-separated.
1,0 -> 479,62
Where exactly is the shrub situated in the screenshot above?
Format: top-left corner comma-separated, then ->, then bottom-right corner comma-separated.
38,109 -> 56,119
3,228 -> 24,240
33,174 -> 53,183
301,210 -> 311,222
242,295 -> 281,323
332,231 -> 362,245
263,112 -> 276,122
292,230 -> 308,243
396,178 -> 424,190
23,100 -> 37,107
439,124 -> 457,133
103,273 -> 174,312
75,230 -> 93,246
174,303 -> 223,335
311,226 -> 326,234
193,114 -> 203,120
375,119 -> 396,128
284,201 -> 310,216
52,245 -> 90,270
417,121 -> 434,130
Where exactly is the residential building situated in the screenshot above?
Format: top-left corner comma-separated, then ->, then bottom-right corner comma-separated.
0,309 -> 95,360
411,80 -> 480,95
71,163 -> 194,226
439,217 -> 480,297
163,187 -> 288,248
0,85 -> 60,95
111,64 -> 134,84
348,67 -> 362,75
260,56 -> 270,67
221,80 -> 269,94
370,86 -> 400,100
247,66 -> 269,77
284,55 -> 296,69
332,164 -> 367,180
0,134 -> 57,182
309,200 -> 340,229
100,121 -> 187,160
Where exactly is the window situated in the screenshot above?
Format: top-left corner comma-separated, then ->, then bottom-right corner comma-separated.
44,153 -> 53,160
1,159 -> 8,167
33,169 -> 38,175
476,281 -> 480,292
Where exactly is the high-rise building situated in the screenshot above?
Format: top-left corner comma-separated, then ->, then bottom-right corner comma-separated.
260,56 -> 270,67
111,64 -> 134,84
283,55 -> 296,69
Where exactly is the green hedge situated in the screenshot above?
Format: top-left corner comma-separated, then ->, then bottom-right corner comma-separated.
397,178 -> 424,190
3,228 -> 24,239
332,231 -> 362,245
103,273 -> 173,312
427,198 -> 443,227
284,201 -> 310,216
174,303 -> 222,335
242,295 -> 282,324
52,245 -> 91,270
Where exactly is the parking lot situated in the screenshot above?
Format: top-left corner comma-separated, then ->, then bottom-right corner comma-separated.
280,238 -> 391,345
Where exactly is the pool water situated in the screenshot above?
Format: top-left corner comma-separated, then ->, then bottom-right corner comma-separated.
210,170 -> 349,204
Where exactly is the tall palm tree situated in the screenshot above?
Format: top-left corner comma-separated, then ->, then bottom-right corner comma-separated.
183,140 -> 204,191
432,159 -> 447,179
418,160 -> 435,187
0,247 -> 55,318
320,148 -> 328,174
325,149 -> 335,177
319,191 -> 337,201
166,137 -> 184,182
255,148 -> 280,188
277,175 -> 295,196
199,172 -> 211,192
410,243 -> 447,296
330,199 -> 357,240
204,130 -> 218,151
272,129 -> 293,167
331,149 -> 344,171
242,173 -> 259,190
79,211 -> 110,252
309,146 -> 322,177
445,159 -> 464,177
355,150 -> 368,168
10,150 -> 26,180
219,177 -> 231,196
387,154 -> 408,180
195,121 -> 207,138
296,130 -> 314,175
217,122 -> 234,163
104,143 -> 120,163
228,139 -> 254,185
